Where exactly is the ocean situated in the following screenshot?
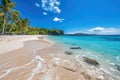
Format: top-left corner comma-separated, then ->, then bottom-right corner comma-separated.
48,35 -> 120,79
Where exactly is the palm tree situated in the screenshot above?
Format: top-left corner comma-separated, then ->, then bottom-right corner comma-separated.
0,0 -> 16,34
19,18 -> 29,34
9,10 -> 20,33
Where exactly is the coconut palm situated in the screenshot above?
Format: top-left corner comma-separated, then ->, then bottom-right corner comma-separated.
0,0 -> 16,34
0,15 -> 3,32
9,10 -> 20,32
19,18 -> 29,34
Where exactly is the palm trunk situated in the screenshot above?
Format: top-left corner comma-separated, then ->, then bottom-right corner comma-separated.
9,27 -> 11,33
1,13 -> 6,35
9,21 -> 14,33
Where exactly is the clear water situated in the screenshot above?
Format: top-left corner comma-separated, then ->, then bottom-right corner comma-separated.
48,35 -> 120,79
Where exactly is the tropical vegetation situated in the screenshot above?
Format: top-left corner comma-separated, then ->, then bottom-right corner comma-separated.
0,0 -> 64,35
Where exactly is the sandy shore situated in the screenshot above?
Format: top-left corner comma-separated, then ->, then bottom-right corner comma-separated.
0,35 -> 51,54
0,35 -> 112,80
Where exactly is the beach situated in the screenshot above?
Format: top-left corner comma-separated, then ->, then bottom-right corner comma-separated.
0,0 -> 120,79
0,35 -> 119,80
0,35 -> 54,80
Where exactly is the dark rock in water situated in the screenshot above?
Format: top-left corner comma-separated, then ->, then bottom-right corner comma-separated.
65,42 -> 69,44
115,64 -> 120,71
83,57 -> 99,66
65,51 -> 73,55
71,44 -> 76,45
70,47 -> 81,49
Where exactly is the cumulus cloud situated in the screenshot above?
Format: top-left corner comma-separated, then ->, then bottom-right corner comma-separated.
53,17 -> 64,22
41,0 -> 61,13
43,12 -> 48,15
89,27 -> 105,32
35,2 -> 40,7
88,27 -> 120,35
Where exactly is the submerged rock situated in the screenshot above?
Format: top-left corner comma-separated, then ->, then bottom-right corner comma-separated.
65,42 -> 69,44
71,44 -> 76,45
65,51 -> 73,55
70,47 -> 81,49
83,57 -> 99,66
115,64 -> 120,71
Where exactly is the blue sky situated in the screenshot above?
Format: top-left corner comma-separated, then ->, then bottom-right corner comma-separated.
13,0 -> 120,34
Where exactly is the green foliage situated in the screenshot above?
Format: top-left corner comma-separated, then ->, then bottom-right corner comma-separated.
48,29 -> 64,35
0,0 -> 64,35
26,30 -> 39,35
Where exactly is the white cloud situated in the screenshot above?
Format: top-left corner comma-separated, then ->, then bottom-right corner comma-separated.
88,27 -> 105,32
41,0 -> 61,13
35,2 -> 40,7
53,17 -> 64,22
88,27 -> 120,35
43,12 -> 48,15
53,6 -> 61,13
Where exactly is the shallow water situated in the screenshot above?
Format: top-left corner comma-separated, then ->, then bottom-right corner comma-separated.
48,35 -> 120,79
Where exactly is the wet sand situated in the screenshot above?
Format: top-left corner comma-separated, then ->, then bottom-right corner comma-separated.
0,35 -> 53,80
0,35 -> 112,80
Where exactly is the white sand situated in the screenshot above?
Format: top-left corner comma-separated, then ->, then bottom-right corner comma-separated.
0,35 -> 45,54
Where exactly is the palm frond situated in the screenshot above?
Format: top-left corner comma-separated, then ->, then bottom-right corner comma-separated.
0,11 -> 5,16
6,3 -> 16,9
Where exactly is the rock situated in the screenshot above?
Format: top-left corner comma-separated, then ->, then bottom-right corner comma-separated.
65,42 -> 69,44
70,47 -> 81,49
71,44 -> 76,45
83,57 -> 99,66
65,51 -> 73,55
81,72 -> 102,80
61,60 -> 77,72
115,64 -> 120,71
81,72 -> 92,80
62,66 -> 77,72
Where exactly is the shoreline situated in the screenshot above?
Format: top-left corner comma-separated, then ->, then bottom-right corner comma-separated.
0,35 -> 54,80
0,35 -> 54,54
0,35 -> 119,80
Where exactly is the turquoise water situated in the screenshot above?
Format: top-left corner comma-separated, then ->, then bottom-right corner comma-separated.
48,35 -> 120,57
48,35 -> 120,78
